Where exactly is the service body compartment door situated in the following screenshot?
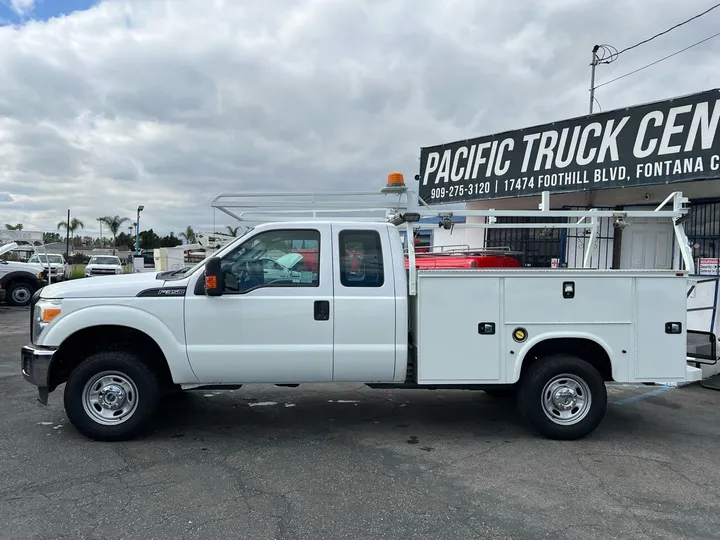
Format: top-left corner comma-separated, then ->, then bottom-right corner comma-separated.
634,275 -> 687,380
416,274 -> 502,384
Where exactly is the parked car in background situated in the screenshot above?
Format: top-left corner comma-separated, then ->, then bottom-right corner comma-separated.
27,253 -> 71,282
84,255 -> 124,277
0,243 -> 46,306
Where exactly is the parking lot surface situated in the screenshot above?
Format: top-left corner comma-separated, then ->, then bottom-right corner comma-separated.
2,306 -> 720,540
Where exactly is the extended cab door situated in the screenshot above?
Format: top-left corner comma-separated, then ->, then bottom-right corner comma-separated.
184,224 -> 334,383
330,224 -> 397,381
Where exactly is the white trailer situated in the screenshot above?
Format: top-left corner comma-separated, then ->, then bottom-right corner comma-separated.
20,175 -> 701,441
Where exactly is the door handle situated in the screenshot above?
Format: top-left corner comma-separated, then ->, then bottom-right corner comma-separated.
478,322 -> 495,335
314,300 -> 330,321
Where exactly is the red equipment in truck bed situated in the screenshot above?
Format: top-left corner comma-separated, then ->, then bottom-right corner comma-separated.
404,254 -> 521,269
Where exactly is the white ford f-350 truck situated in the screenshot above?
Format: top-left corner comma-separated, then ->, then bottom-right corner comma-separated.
20,178 -> 702,441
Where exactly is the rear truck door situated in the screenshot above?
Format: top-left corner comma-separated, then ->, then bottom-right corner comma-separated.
331,224 -> 397,381
183,224 -> 335,383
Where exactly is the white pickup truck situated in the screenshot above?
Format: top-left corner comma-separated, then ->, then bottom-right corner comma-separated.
20,180 -> 701,442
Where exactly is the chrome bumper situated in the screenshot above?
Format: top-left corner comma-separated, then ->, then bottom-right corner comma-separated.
21,344 -> 56,405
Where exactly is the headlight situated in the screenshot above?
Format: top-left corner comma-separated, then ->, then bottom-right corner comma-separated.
32,298 -> 62,345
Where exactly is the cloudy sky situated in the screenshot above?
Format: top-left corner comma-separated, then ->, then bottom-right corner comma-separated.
1,0 -> 719,237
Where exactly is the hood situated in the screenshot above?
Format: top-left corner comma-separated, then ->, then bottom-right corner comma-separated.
0,242 -> 18,257
39,271 -> 173,299
0,260 -> 44,273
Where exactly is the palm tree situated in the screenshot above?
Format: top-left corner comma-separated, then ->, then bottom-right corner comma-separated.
57,218 -> 84,252
225,225 -> 240,237
179,225 -> 196,244
99,215 -> 130,254
4,223 -> 23,230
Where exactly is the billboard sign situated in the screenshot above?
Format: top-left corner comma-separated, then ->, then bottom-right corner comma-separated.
418,88 -> 720,205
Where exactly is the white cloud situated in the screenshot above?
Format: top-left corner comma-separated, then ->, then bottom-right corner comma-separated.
1,0 -> 719,236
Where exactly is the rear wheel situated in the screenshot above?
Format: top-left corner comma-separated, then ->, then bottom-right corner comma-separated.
517,354 -> 607,440
64,350 -> 161,441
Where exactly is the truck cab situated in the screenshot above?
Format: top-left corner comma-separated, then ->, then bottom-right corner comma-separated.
180,221 -> 408,384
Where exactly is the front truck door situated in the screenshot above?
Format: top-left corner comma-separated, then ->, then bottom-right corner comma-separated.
184,224 -> 335,384
331,224 -> 397,382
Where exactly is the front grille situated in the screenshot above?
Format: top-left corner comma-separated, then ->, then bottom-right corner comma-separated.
90,269 -> 116,275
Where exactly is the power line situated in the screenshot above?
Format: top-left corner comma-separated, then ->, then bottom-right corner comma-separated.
615,2 -> 720,56
595,30 -> 720,89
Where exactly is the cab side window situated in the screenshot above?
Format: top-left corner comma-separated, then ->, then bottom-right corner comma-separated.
219,229 -> 320,293
339,230 -> 384,288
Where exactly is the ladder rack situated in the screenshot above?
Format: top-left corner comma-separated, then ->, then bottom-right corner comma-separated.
211,183 -> 695,295
211,190 -> 412,224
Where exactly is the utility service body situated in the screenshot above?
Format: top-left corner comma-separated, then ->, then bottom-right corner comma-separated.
419,89 -> 720,205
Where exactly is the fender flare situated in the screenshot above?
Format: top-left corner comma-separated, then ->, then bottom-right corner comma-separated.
511,331 -> 618,383
41,304 -> 199,384
0,270 -> 43,288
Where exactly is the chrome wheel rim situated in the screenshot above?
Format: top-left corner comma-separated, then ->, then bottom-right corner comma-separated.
541,373 -> 592,426
82,370 -> 139,426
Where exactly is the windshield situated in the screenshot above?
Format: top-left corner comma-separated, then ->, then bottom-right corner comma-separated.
29,255 -> 64,264
89,256 -> 121,265
178,227 -> 254,276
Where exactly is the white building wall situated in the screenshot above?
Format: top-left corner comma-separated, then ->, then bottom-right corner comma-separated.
431,227 -> 467,251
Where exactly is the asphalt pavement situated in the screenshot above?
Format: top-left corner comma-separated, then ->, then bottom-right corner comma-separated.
2,305 -> 720,540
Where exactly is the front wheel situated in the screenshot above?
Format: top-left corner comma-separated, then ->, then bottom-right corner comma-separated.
6,281 -> 34,306
64,351 -> 161,441
517,354 -> 607,441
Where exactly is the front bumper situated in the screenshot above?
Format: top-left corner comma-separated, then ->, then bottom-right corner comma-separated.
0,288 -> 5,303
21,344 -> 57,405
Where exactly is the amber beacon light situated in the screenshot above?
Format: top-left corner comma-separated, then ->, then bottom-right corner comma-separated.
381,172 -> 408,194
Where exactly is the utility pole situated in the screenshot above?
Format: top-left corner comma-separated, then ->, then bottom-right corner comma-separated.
589,44 -> 600,114
136,205 -> 144,256
65,209 -> 70,258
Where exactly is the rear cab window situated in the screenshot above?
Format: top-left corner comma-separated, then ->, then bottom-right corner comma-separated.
338,230 -> 384,288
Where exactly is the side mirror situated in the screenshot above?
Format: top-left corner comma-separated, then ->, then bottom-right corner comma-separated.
204,257 -> 223,296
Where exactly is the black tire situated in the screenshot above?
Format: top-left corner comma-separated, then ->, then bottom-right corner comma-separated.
6,281 -> 34,306
63,350 -> 161,441
517,354 -> 607,441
